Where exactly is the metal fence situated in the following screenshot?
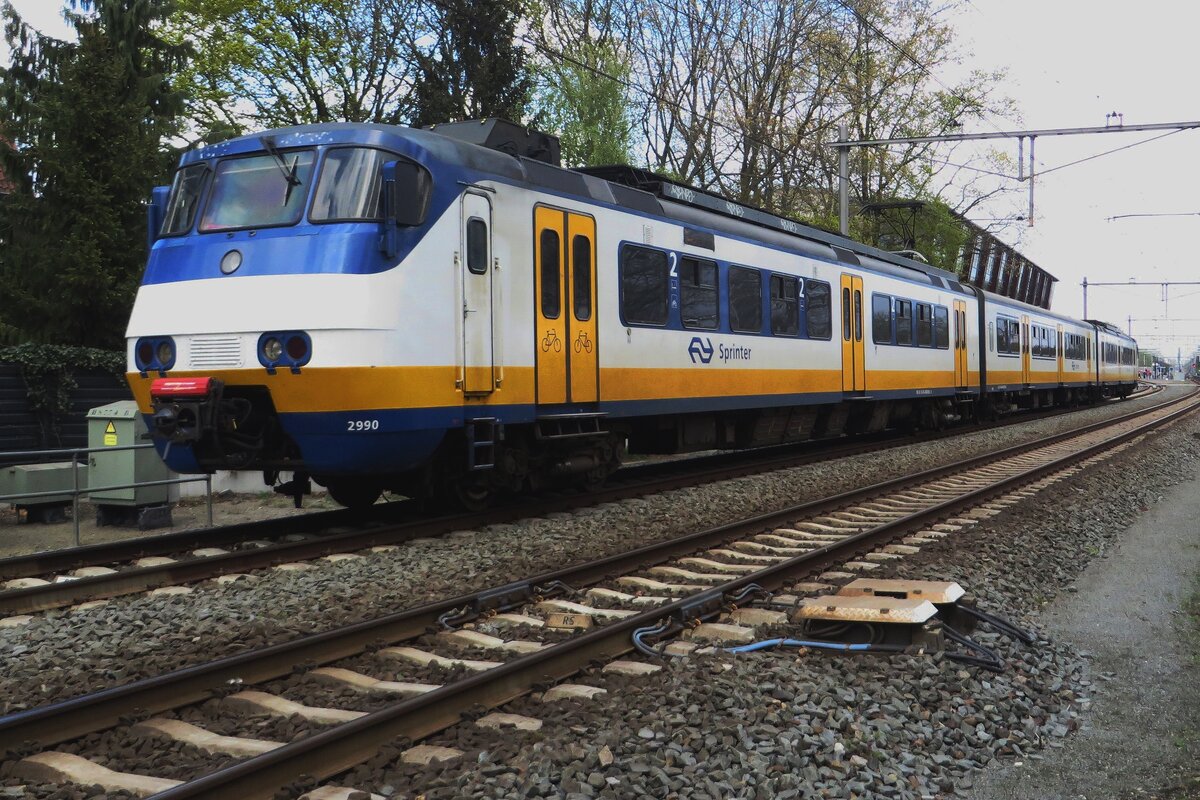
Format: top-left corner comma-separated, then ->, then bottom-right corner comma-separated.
0,443 -> 212,546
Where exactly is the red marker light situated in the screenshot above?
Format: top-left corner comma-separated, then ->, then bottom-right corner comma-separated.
151,377 -> 214,397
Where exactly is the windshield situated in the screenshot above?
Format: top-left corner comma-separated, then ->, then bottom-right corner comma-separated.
310,148 -> 389,221
160,164 -> 208,235
199,150 -> 316,232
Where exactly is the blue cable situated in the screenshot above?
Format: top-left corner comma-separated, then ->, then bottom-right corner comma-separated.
726,638 -> 873,654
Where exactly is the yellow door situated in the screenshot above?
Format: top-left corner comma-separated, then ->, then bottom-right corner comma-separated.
953,300 -> 969,388
535,206 -> 567,404
1056,325 -> 1064,383
566,213 -> 598,403
535,206 -> 598,405
1021,315 -> 1031,384
840,274 -> 865,392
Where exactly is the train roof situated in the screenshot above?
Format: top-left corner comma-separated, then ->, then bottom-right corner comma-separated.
180,122 -> 973,295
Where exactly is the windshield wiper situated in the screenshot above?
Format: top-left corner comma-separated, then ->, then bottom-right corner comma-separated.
258,135 -> 301,205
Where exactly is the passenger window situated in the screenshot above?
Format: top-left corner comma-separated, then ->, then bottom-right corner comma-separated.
806,281 -> 832,339
619,245 -> 669,325
842,287 -> 852,340
916,303 -> 932,347
770,275 -> 799,336
729,266 -> 762,333
872,294 -> 892,344
680,257 -> 719,329
934,307 -> 949,348
540,229 -> 561,319
895,300 -> 912,345
466,217 -> 488,275
572,235 -> 592,322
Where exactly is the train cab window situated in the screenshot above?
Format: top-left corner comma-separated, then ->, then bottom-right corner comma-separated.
161,164 -> 208,235
770,275 -> 800,336
916,303 -> 933,346
619,245 -> 669,325
680,257 -> 718,329
895,300 -> 912,345
540,229 -> 561,319
572,235 -> 592,321
466,217 -> 488,275
934,306 -> 949,348
872,294 -> 892,344
806,280 -> 832,339
200,149 -> 317,232
729,266 -> 762,333
311,147 -> 390,221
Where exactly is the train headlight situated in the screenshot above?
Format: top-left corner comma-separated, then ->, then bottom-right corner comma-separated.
220,249 -> 243,275
136,339 -> 154,370
261,337 -> 283,362
257,331 -> 312,372
156,340 -> 175,367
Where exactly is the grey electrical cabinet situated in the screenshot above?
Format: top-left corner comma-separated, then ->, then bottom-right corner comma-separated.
87,401 -> 172,527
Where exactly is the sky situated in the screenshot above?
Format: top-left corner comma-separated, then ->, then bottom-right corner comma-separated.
4,0 -> 1198,363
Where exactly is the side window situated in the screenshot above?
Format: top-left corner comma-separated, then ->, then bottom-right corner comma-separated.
619,245 -> 669,325
540,229 -> 560,319
729,266 -> 762,333
895,300 -> 912,345
770,275 -> 799,336
680,257 -> 719,329
572,235 -> 592,321
872,294 -> 892,344
807,280 -> 832,339
934,306 -> 949,349
466,217 -> 488,275
916,303 -> 932,347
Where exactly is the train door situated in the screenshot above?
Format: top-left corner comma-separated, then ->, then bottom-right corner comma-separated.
840,274 -> 865,392
1056,324 -> 1064,383
953,300 -> 969,389
1020,315 -> 1031,384
534,206 -> 598,405
462,191 -> 494,394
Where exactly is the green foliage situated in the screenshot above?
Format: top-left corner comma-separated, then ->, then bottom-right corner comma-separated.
0,0 -> 186,349
0,343 -> 125,423
166,0 -> 419,136
536,38 -> 633,167
864,200 -> 972,275
412,0 -> 531,127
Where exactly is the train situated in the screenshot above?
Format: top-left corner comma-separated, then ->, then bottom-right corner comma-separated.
126,119 -> 1139,508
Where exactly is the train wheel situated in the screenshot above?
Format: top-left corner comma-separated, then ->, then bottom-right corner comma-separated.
451,477 -> 494,511
326,481 -> 382,509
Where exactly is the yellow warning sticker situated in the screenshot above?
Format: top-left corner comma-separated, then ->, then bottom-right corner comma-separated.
103,421 -> 117,446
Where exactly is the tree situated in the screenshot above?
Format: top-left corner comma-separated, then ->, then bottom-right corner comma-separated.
536,37 -> 633,167
0,0 -> 186,348
411,0 -> 531,127
167,0 -> 420,138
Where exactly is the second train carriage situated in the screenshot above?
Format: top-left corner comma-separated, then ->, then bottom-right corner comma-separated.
129,119 -> 1138,507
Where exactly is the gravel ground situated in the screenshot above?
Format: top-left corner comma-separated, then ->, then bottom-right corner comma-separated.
0,387 -> 1195,799
0,490 -> 341,560
314,395 -> 1200,799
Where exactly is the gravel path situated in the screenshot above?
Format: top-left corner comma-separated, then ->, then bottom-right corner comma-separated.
0,391 -> 1184,714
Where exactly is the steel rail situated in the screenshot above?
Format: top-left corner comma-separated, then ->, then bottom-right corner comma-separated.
2,387 -> 1191,754
0,386 -> 1164,614
148,391 -> 1200,800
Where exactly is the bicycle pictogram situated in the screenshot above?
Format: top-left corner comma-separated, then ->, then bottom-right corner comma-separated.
541,329 -> 562,352
574,330 -> 593,353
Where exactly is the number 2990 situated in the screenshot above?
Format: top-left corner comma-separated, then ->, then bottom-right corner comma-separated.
346,419 -> 379,432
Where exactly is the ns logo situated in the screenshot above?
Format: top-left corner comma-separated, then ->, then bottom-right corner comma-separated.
688,336 -> 714,364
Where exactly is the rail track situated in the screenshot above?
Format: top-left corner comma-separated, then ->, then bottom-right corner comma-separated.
0,385 -> 1162,617
2,384 -> 1193,800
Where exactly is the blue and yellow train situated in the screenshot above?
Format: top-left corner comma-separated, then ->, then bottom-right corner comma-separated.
127,119 -> 1139,507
